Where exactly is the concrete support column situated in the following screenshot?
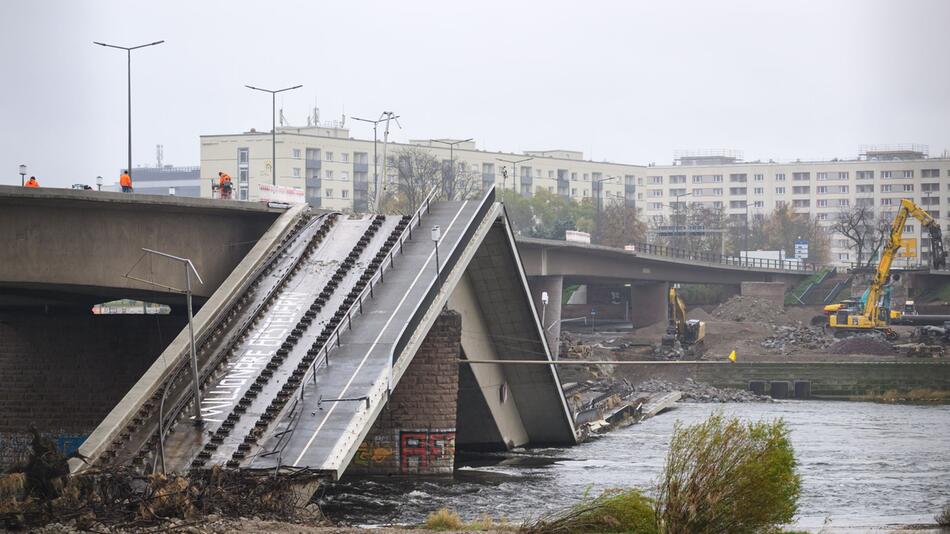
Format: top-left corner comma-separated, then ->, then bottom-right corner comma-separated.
629,281 -> 669,329
346,310 -> 461,476
528,275 -> 563,359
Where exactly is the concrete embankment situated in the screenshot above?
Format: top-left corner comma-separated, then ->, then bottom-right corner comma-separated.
622,361 -> 950,399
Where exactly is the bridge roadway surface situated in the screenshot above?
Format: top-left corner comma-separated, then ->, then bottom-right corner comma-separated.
153,199 -> 482,477
252,199 -> 481,475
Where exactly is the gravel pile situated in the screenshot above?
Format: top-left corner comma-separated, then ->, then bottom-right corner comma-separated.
712,296 -> 783,323
635,378 -> 771,403
828,334 -> 895,355
761,325 -> 833,352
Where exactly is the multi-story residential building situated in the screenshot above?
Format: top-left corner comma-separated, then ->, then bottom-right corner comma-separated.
200,129 -> 949,266
199,125 -> 635,212
637,146 -> 950,265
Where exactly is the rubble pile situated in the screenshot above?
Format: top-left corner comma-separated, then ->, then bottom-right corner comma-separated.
761,325 -> 833,353
828,334 -> 895,355
559,332 -> 593,359
712,296 -> 783,323
635,378 -> 771,403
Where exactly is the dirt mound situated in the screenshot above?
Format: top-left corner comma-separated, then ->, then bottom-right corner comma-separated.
761,325 -> 833,353
687,307 -> 714,321
712,296 -> 783,324
828,335 -> 895,355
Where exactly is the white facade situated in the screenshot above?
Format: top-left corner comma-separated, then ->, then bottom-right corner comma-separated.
200,130 -> 949,266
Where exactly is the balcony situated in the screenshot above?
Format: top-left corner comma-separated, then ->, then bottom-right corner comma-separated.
353,180 -> 368,191
306,158 -> 322,170
353,162 -> 369,173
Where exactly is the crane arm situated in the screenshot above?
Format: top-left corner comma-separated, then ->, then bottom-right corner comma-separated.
863,199 -> 946,320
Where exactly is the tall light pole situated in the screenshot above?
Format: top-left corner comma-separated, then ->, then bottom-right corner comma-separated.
673,191 -> 693,250
592,175 -> 617,243
245,84 -> 303,186
430,138 -> 473,198
352,113 -> 399,210
497,157 -> 533,193
94,40 -> 164,180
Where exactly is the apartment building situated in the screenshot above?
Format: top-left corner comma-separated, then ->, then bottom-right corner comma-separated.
638,147 -> 950,265
199,126 -> 635,212
200,128 -> 949,266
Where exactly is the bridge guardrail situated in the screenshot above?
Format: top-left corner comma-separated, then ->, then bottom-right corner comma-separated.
627,241 -> 819,272
270,187 -> 442,468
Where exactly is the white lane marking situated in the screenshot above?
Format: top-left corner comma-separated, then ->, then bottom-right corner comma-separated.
293,202 -> 470,466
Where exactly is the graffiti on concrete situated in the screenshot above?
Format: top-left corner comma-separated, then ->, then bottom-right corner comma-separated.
400,430 -> 455,472
353,441 -> 395,466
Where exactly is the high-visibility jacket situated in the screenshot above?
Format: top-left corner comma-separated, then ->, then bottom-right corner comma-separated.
219,173 -> 233,187
25,178 -> 39,188
120,173 -> 132,187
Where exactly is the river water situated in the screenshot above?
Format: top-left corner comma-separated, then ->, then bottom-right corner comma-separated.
319,401 -> 950,531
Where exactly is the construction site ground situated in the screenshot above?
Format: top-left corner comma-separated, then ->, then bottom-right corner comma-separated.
561,295 -> 941,364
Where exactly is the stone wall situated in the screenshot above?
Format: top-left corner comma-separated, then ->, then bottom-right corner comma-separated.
740,281 -> 786,305
347,310 -> 461,476
0,313 -> 183,468
623,361 -> 950,398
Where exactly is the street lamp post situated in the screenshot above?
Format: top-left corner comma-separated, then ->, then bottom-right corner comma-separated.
18,164 -> 26,186
245,84 -> 303,186
430,138 -> 473,198
93,40 -> 164,181
673,191 -> 693,250
592,175 -> 618,243
431,226 -> 442,293
96,176 -> 103,191
496,157 -> 533,193
352,113 -> 400,210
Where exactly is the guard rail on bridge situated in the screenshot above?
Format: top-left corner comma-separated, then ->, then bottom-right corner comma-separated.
628,242 -> 820,272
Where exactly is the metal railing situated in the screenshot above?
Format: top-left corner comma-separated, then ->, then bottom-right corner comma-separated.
270,188 -> 441,467
790,267 -> 835,305
626,241 -> 819,272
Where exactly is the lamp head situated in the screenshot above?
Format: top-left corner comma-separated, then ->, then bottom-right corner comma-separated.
431,225 -> 441,242
19,164 -> 26,175
541,291 -> 549,305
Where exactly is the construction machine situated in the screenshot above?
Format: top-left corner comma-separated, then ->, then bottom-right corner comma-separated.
828,199 -> 947,339
661,287 -> 706,351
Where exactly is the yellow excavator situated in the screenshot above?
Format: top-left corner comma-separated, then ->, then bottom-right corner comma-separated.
828,199 -> 946,339
662,287 -> 706,351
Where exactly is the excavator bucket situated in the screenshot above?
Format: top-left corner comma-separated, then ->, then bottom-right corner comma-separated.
929,224 -> 946,270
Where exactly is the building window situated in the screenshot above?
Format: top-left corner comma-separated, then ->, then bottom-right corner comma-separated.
817,199 -> 828,207
753,200 -> 764,208
921,196 -> 939,206
776,187 -> 786,194
792,186 -> 810,194
341,171 -> 349,181
729,187 -> 747,195
922,169 -> 940,178
729,173 -> 747,183
342,190 -> 349,199
837,253 -> 850,261
325,170 -> 333,179
881,184 -> 892,192
730,200 -> 747,208
648,189 -> 663,197
902,184 -> 914,192
902,170 -> 914,178
648,202 -> 663,210
754,174 -> 764,181
881,171 -> 892,179
583,173 -> 589,181
792,172 -> 810,181
293,167 -> 301,177
856,197 -> 874,207
857,170 -> 874,180
583,189 -> 589,197
648,176 -> 663,184
776,200 -> 788,208
922,183 -> 940,192
670,174 -> 686,184
836,198 -> 849,207
881,198 -> 894,206
293,148 -> 301,159
239,169 -> 249,183
571,172 -> 578,181
818,213 -> 830,221
775,173 -> 786,181
325,188 -> 333,198
905,224 -> 915,234
670,188 -> 687,196
571,188 -> 577,196
793,199 -> 810,208
325,152 -> 333,162
754,187 -> 764,194
838,172 -> 849,180
857,184 -> 874,193
341,153 -> 349,163
238,148 -> 249,164
816,172 -> 828,181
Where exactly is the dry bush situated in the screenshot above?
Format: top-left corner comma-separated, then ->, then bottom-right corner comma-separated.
936,503 -> 950,527
425,507 -> 465,531
656,413 -> 800,534
522,488 -> 657,534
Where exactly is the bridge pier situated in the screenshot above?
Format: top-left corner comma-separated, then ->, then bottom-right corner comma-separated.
629,281 -> 669,328
346,310 -> 462,476
528,275 -> 563,359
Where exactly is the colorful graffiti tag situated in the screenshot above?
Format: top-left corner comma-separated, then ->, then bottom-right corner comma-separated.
400,430 -> 456,473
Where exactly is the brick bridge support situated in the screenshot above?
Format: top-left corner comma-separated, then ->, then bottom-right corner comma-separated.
347,310 -> 461,476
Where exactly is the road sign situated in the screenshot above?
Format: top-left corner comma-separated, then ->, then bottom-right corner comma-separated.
794,239 -> 809,260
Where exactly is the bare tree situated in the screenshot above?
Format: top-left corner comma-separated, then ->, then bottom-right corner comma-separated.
831,205 -> 877,266
379,146 -> 482,215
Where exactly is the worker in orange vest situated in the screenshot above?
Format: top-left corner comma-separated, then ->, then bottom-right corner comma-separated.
25,176 -> 39,188
218,172 -> 233,200
119,170 -> 133,193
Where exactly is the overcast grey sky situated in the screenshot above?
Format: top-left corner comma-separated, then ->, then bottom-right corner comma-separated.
2,0 -> 948,187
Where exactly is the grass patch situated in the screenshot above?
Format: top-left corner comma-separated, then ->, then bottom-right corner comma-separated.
425,508 -> 464,531
937,503 -> 950,527
656,413 -> 801,534
522,488 -> 657,534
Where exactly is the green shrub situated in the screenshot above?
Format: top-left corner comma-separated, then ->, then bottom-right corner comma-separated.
656,413 -> 801,534
522,488 -> 657,534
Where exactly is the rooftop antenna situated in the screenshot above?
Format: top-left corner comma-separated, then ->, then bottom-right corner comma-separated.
341,103 -> 346,127
156,144 -> 163,167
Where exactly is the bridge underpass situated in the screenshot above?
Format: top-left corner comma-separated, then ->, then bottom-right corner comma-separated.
516,237 -> 815,357
50,187 -> 575,483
